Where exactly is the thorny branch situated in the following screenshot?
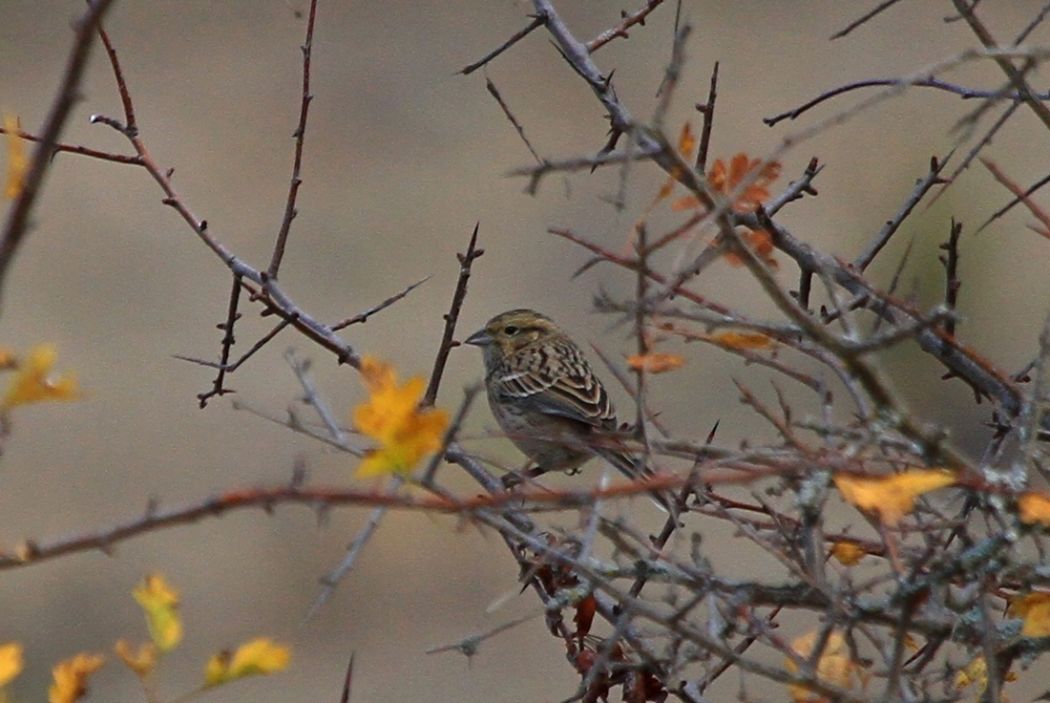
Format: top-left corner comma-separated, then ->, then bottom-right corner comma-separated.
9,2 -> 1050,702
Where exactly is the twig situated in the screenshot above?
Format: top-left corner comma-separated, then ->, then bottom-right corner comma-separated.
461,15 -> 546,75
976,167 -> 1050,235
829,0 -> 906,40
0,127 -> 140,164
330,276 -> 430,331
423,223 -> 483,406
854,154 -> 951,271
931,100 -> 1020,209
980,157 -> 1050,238
425,613 -> 536,657
309,485 -> 399,619
232,400 -> 359,455
286,348 -> 346,443
93,0 -> 362,371
764,157 -> 822,217
485,75 -> 543,165
938,220 -> 962,339
196,276 -> 243,407
694,61 -> 719,174
950,0 -> 1050,133
0,0 -> 118,305
764,76 -> 1050,127
584,0 -> 666,53
175,319 -> 292,373
507,146 -> 659,195
339,654 -> 354,703
268,0 -> 318,278
1014,313 -> 1050,485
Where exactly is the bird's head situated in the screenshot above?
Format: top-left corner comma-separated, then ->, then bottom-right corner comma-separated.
465,309 -> 563,362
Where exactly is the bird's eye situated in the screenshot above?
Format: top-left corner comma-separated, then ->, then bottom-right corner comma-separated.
503,325 -> 519,336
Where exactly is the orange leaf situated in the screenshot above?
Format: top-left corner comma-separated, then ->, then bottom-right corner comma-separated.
670,194 -> 701,211
1019,491 -> 1050,527
625,352 -> 685,374
676,122 -> 697,159
723,228 -> 778,269
830,541 -> 866,566
833,469 -> 955,526
711,331 -> 775,350
706,152 -> 781,213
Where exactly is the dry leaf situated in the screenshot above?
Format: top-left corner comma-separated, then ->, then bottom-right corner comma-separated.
625,352 -> 686,374
833,469 -> 955,526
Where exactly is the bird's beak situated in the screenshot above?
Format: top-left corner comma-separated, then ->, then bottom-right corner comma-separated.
464,328 -> 493,347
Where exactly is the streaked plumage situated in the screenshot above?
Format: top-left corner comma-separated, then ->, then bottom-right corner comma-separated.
465,310 -> 670,510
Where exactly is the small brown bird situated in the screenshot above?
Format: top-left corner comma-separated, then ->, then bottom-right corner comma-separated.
465,309 -> 670,509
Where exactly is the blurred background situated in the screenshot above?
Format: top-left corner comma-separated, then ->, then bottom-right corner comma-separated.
2,1 -> 1050,700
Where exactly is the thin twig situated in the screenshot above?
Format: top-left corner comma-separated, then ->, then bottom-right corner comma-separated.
330,276 -> 430,331
268,0 -> 318,278
0,126 -> 140,164
694,61 -> 718,174
485,75 -> 544,165
938,220 -> 962,340
829,0 -> 906,40
423,223 -> 483,406
764,76 -> 1050,127
854,154 -> 951,271
461,15 -> 546,75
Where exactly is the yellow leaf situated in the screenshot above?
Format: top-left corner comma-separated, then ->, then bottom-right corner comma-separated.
3,114 -> 28,200
830,541 -> 865,566
785,630 -> 866,703
204,637 -> 291,687
1008,592 -> 1050,637
1,344 -> 80,410
625,352 -> 685,374
132,574 -> 182,652
954,655 -> 987,692
48,652 -> 104,703
0,348 -> 17,370
114,639 -> 156,678
352,356 -> 448,477
0,643 -> 23,687
1018,491 -> 1050,527
833,469 -> 955,526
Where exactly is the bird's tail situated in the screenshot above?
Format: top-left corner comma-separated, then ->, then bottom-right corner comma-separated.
595,447 -> 678,516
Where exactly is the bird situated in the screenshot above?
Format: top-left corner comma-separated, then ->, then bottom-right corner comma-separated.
464,309 -> 673,511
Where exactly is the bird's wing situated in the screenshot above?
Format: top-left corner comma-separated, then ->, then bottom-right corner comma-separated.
493,340 -> 616,430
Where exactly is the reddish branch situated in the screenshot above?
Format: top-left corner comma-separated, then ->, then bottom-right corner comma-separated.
584,0 -> 666,53
980,157 -> 1050,239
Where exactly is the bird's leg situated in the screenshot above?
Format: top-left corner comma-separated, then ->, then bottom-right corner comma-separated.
501,462 -> 547,489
